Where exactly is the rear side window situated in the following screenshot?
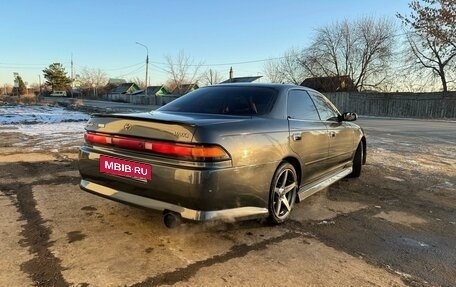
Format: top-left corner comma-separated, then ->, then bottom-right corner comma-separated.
287,90 -> 320,120
159,86 -> 278,116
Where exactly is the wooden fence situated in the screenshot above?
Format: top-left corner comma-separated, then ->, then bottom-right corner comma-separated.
325,92 -> 456,119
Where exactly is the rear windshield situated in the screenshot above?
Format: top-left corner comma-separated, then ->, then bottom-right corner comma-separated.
158,86 -> 278,116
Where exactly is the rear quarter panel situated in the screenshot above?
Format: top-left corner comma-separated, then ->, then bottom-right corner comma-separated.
192,117 -> 291,167
191,118 -> 295,206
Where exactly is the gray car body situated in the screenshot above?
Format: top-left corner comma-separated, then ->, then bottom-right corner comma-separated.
78,84 -> 366,222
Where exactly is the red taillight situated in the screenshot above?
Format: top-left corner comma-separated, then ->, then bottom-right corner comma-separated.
112,137 -> 145,151
151,142 -> 193,157
84,132 -> 112,145
84,132 -> 229,161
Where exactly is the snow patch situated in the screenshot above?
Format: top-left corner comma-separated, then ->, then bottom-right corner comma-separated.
0,106 -> 89,152
0,105 -> 89,125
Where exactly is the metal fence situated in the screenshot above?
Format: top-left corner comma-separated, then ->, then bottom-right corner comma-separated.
324,92 -> 456,119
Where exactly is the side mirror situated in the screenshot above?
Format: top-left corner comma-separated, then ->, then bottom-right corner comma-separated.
341,112 -> 358,121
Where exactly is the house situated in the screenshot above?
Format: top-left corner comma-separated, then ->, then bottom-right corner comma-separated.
146,85 -> 169,97
106,83 -> 141,102
300,76 -> 357,92
104,78 -> 127,95
220,76 -> 262,84
107,78 -> 127,85
171,83 -> 199,96
130,85 -> 170,105
220,67 -> 262,84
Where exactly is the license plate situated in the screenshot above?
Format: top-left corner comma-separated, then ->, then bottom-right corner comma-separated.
99,155 -> 152,181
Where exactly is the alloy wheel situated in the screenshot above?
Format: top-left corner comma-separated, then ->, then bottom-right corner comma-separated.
272,167 -> 297,221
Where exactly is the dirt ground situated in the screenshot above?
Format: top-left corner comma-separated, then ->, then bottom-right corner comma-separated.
0,117 -> 455,287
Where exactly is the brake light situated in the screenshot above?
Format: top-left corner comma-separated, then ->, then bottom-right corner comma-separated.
84,133 -> 112,145
84,132 -> 230,161
112,137 -> 145,151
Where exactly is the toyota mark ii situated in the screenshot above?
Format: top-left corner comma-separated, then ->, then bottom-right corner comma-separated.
78,84 -> 366,227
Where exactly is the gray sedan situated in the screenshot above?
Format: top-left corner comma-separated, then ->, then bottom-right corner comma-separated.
78,84 -> 366,227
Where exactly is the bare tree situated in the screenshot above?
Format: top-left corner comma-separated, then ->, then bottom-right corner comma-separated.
397,0 -> 456,92
202,69 -> 222,86
79,68 -> 108,89
78,67 -> 108,98
2,84 -> 13,95
263,59 -> 283,83
396,66 -> 440,92
263,48 -> 307,84
301,17 -> 396,91
164,50 -> 203,94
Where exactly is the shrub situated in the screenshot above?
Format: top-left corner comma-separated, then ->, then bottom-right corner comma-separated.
19,94 -> 37,104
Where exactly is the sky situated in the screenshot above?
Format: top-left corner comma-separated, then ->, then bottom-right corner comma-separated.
0,0 -> 412,87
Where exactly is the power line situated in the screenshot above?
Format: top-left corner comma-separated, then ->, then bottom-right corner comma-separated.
0,62 -> 48,66
149,56 -> 288,67
0,62 -> 71,70
147,34 -> 411,68
150,63 -> 169,74
103,61 -> 145,71
0,31 -> 414,75
0,66 -> 46,70
73,61 -> 145,72
115,64 -> 145,78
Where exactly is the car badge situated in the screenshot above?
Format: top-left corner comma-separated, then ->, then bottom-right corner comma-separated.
124,123 -> 132,131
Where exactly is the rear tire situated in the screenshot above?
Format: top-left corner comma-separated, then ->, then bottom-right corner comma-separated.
348,141 -> 363,178
268,162 -> 298,224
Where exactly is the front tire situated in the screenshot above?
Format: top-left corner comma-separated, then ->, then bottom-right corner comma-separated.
268,162 -> 298,224
348,141 -> 363,178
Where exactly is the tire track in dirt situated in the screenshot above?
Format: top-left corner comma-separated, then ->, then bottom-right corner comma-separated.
0,161 -> 79,287
129,232 -> 301,287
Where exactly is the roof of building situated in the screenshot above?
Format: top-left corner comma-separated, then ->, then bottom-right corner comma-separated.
171,83 -> 199,95
146,85 -> 168,95
220,76 -> 262,84
108,78 -> 127,85
109,83 -> 140,94
300,75 -> 357,92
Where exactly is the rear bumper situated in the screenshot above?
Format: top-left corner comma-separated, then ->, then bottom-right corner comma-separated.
80,179 -> 268,221
78,145 -> 277,220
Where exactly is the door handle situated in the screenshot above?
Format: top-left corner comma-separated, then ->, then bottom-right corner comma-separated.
330,131 -> 336,137
292,133 -> 302,141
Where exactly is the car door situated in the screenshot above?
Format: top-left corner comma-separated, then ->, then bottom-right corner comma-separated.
287,89 -> 331,184
308,91 -> 355,170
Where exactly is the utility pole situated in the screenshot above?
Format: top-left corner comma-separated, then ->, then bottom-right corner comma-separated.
13,72 -> 18,96
71,53 -> 74,98
38,75 -> 42,101
135,42 -> 149,103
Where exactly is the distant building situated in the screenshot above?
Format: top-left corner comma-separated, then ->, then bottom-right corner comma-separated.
106,83 -> 141,102
146,85 -> 169,97
220,76 -> 262,84
171,83 -> 199,96
130,85 -> 170,105
300,76 -> 357,92
220,67 -> 262,84
107,78 -> 127,85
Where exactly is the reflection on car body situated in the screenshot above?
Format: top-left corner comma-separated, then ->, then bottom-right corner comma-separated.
78,84 -> 366,227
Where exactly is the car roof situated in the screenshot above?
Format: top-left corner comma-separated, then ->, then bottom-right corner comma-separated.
205,83 -> 318,93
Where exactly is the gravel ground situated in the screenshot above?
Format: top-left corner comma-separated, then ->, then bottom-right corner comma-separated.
0,106 -> 455,287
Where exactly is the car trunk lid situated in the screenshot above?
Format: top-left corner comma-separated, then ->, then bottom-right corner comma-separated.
85,112 -> 198,142
85,111 -> 251,142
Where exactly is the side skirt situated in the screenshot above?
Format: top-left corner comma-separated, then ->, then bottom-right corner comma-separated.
297,167 -> 353,202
